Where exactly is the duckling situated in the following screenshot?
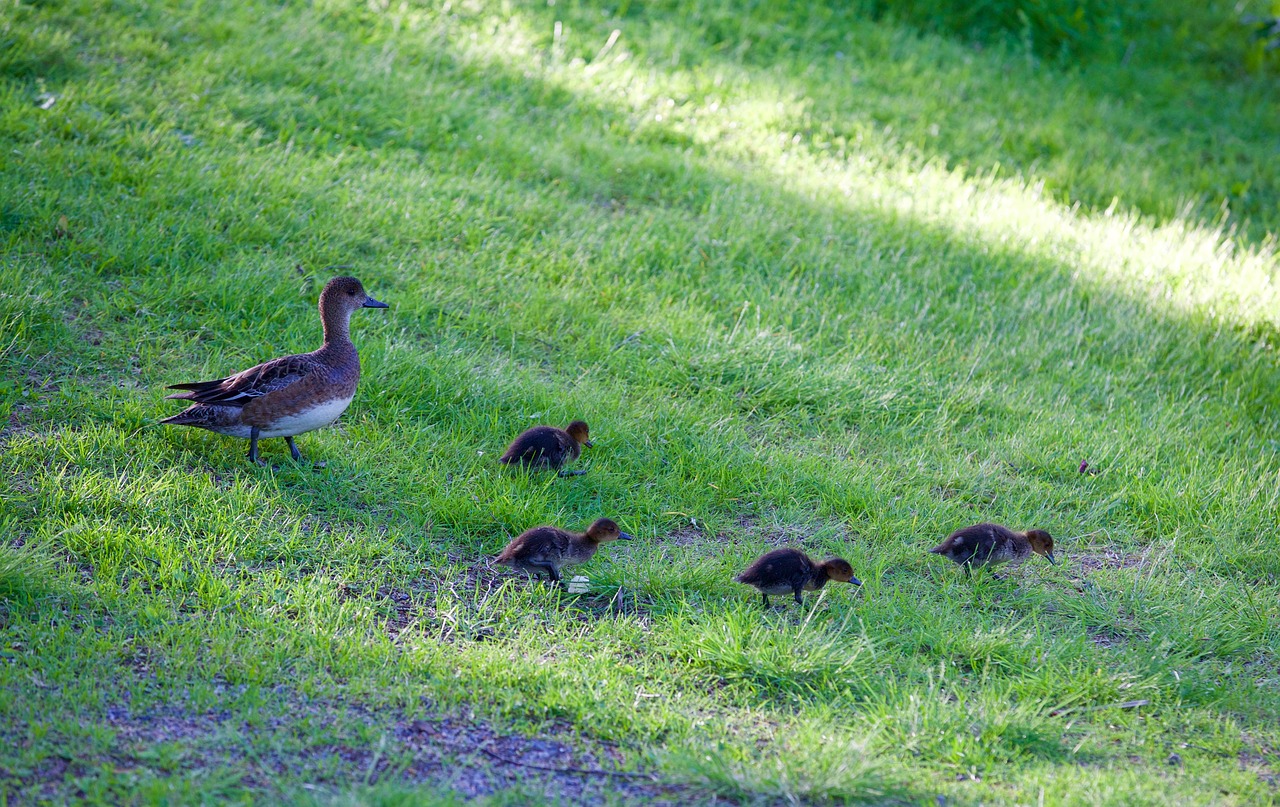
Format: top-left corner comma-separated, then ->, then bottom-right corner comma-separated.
929,522 -> 1057,577
735,547 -> 861,608
161,276 -> 387,464
494,518 -> 632,583
499,420 -> 592,476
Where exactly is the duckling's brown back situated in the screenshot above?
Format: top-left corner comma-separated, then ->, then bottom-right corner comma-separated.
930,522 -> 1018,565
736,548 -> 815,587
497,526 -> 572,563
499,425 -> 578,468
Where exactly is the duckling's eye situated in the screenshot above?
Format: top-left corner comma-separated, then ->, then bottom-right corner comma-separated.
347,290 -> 356,296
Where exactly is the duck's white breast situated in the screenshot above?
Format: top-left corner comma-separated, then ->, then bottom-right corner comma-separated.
259,394 -> 354,438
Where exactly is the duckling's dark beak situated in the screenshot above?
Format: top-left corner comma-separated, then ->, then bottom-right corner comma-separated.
584,440 -> 595,448
618,532 -> 633,541
1045,551 -> 1057,566
363,296 -> 389,309
850,576 -> 863,586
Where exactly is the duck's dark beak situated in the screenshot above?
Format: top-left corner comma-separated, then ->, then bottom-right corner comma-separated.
618,532 -> 633,541
584,440 -> 594,448
1045,551 -> 1058,566
363,296 -> 389,309
850,576 -> 863,586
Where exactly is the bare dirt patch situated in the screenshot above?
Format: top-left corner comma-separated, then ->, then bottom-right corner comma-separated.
1071,544 -> 1162,575
392,715 -> 682,803
562,585 -> 650,624
345,554 -> 650,643
10,696 -> 691,804
0,404 -> 36,445
1057,542 -> 1161,606
1087,626 -> 1133,649
1239,735 -> 1279,789
1026,542 -> 1155,649
661,524 -> 721,549
360,553 -> 508,642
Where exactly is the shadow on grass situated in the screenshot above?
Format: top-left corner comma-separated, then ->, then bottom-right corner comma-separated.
192,12 -> 1280,441
4,688 -> 694,805
501,0 -> 1280,245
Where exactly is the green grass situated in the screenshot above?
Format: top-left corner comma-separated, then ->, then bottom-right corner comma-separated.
2,0 -> 1279,803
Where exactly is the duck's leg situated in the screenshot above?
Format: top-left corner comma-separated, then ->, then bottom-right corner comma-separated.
537,564 -> 561,583
248,427 -> 262,464
963,563 -> 972,580
285,436 -> 303,462
761,593 -> 770,608
792,587 -> 804,605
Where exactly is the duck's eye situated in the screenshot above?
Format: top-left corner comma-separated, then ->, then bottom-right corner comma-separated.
347,290 -> 356,296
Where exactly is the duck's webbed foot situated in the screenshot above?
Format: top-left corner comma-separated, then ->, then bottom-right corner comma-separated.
557,469 -> 587,477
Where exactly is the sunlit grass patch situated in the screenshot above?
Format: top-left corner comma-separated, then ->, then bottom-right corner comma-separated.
659,602 -> 876,701
669,718 -> 895,804
0,540 -> 56,606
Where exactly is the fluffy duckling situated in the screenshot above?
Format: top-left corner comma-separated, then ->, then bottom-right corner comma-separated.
161,276 -> 387,464
735,548 -> 861,608
494,518 -> 632,583
929,522 -> 1057,577
499,420 -> 592,476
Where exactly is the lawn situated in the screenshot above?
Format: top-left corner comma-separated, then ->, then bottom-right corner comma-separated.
1,0 -> 1279,803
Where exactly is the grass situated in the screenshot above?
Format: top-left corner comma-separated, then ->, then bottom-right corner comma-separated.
1,0 -> 1279,802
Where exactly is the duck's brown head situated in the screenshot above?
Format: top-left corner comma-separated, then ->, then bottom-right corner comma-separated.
821,557 -> 862,586
584,518 -> 632,543
320,276 -> 388,341
1025,529 -> 1056,564
566,420 -> 592,448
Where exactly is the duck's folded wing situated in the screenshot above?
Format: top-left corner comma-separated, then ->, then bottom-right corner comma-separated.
497,528 -> 552,563
165,354 -> 317,407
520,528 -> 573,561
